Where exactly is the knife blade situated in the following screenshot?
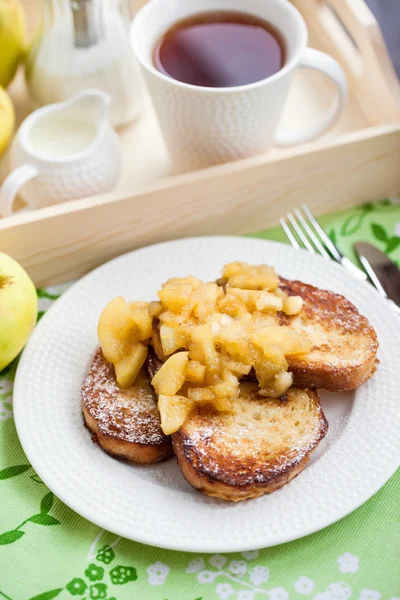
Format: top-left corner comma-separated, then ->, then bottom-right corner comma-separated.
353,241 -> 400,306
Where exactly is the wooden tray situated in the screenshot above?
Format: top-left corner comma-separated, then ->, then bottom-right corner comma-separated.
1,0 -> 400,287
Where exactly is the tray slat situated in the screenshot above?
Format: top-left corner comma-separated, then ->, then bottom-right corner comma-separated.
295,0 -> 400,123
1,123 -> 399,287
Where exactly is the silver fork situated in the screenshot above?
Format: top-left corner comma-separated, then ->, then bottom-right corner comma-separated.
280,204 -> 368,281
280,204 -> 400,315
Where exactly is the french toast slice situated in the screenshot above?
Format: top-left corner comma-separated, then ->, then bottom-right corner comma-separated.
151,278 -> 379,392
279,278 -> 378,391
173,382 -> 328,501
82,348 -> 173,464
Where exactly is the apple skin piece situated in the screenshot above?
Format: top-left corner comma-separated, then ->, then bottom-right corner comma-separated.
0,252 -> 38,372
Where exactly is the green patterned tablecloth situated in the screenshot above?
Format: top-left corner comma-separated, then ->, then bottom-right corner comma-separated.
1,199 -> 399,600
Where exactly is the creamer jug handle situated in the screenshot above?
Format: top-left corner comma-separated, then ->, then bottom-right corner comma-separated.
0,165 -> 39,217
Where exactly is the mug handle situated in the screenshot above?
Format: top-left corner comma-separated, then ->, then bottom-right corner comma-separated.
0,165 -> 39,218
275,48 -> 347,146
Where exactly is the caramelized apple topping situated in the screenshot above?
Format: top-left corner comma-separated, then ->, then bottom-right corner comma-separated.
97,262 -> 309,433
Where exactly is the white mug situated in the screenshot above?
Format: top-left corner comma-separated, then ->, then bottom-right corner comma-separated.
131,0 -> 347,170
0,90 -> 121,218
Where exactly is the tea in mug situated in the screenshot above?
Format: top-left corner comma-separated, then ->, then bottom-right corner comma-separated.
154,11 -> 285,88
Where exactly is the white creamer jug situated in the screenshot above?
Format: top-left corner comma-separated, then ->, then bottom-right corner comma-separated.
0,90 -> 121,217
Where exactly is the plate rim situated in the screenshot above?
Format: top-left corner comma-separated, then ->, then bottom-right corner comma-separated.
13,236 -> 400,553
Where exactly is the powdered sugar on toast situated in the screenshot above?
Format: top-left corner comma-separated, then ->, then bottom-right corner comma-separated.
82,349 -> 168,445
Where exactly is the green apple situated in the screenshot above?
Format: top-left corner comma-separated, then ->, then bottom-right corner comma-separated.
0,252 -> 37,371
0,0 -> 25,88
0,85 -> 15,157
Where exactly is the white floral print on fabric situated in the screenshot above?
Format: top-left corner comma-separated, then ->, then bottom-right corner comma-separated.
38,297 -> 56,312
210,554 -> 228,568
146,561 -> 169,586
249,566 -> 269,586
0,379 -> 13,394
216,583 -> 235,599
327,582 -> 352,600
45,282 -> 71,296
295,576 -> 315,594
228,560 -> 247,575
315,582 -> 352,600
186,554 -> 274,598
237,590 -> 255,600
359,591 -> 381,600
184,553 -> 383,600
0,379 -> 13,422
241,550 -> 259,560
186,557 -> 205,573
0,398 -> 13,422
338,552 -> 359,573
197,570 -> 217,584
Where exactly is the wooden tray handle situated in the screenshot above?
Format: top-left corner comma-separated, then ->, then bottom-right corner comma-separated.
294,0 -> 400,123
326,0 -> 400,88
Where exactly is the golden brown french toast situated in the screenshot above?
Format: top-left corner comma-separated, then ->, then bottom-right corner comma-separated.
150,277 -> 378,392
173,382 -> 328,501
82,349 -> 173,464
279,278 -> 378,391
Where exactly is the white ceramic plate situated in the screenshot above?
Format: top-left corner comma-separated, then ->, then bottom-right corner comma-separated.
14,237 -> 400,553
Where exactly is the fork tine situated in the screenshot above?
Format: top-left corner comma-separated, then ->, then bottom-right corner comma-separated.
279,217 -> 301,249
293,209 -> 331,259
287,212 -> 316,254
301,204 -> 342,261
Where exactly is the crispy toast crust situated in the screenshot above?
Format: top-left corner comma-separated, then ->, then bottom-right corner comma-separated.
146,349 -> 164,382
151,279 -> 378,392
82,349 -> 172,464
173,385 -> 328,501
279,278 -> 379,391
